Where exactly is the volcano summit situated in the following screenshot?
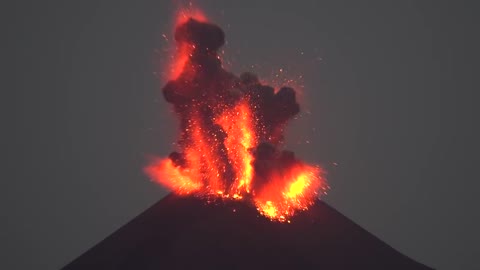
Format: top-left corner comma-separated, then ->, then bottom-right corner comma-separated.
63,194 -> 432,269
64,9 -> 433,270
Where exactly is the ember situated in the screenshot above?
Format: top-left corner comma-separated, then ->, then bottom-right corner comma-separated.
145,8 -> 328,221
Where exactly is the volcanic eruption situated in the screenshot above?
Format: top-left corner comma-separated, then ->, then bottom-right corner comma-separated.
63,8 -> 433,270
144,10 -> 327,222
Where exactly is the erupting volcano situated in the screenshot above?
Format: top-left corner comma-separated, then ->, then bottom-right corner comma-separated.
144,10 -> 327,222
63,8 -> 434,270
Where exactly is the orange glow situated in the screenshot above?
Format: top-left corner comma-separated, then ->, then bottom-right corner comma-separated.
254,164 -> 326,221
175,7 -> 207,26
172,113 -> 228,194
147,8 -> 328,222
188,115 -> 226,193
169,43 -> 194,80
216,101 -> 257,195
147,99 -> 326,221
144,158 -> 202,195
167,7 -> 207,80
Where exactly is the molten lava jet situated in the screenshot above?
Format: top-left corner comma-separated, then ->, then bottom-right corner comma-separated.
61,9 -> 434,270
145,12 -> 327,222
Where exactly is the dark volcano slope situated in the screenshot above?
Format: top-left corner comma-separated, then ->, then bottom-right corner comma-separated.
63,194 -> 433,269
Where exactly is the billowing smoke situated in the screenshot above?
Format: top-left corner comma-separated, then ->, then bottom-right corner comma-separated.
147,17 -> 326,221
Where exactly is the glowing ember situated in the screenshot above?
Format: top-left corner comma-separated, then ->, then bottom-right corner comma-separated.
145,8 -> 327,222
254,164 -> 323,221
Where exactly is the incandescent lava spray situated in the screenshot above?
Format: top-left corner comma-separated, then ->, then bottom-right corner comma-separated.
145,10 -> 328,222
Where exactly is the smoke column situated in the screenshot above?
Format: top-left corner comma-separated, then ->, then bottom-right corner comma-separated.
145,15 -> 327,222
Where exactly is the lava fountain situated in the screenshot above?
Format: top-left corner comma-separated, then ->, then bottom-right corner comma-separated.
145,10 -> 328,222
61,8 -> 433,270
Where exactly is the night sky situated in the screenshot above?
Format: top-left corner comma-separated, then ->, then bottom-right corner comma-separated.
5,1 -> 479,269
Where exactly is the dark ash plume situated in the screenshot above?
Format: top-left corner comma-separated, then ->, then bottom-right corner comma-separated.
163,18 -> 302,189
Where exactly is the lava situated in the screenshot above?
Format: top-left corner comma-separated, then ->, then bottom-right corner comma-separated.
145,8 -> 327,221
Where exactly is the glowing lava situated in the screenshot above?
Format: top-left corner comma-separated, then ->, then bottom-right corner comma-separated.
145,8 -> 327,222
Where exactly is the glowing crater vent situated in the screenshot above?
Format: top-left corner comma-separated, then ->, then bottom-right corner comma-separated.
145,8 -> 328,222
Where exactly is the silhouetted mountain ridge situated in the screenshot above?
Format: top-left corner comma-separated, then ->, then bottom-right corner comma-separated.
63,193 -> 433,269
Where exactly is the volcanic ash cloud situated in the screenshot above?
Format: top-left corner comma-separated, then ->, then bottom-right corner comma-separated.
145,18 -> 327,222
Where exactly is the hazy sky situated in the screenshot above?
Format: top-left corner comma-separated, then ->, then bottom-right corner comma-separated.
5,1 -> 479,269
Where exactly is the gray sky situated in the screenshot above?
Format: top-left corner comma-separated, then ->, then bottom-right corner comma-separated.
5,1 -> 479,269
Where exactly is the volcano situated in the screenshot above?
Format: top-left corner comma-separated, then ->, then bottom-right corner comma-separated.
62,194 -> 432,269
64,8 -> 433,269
